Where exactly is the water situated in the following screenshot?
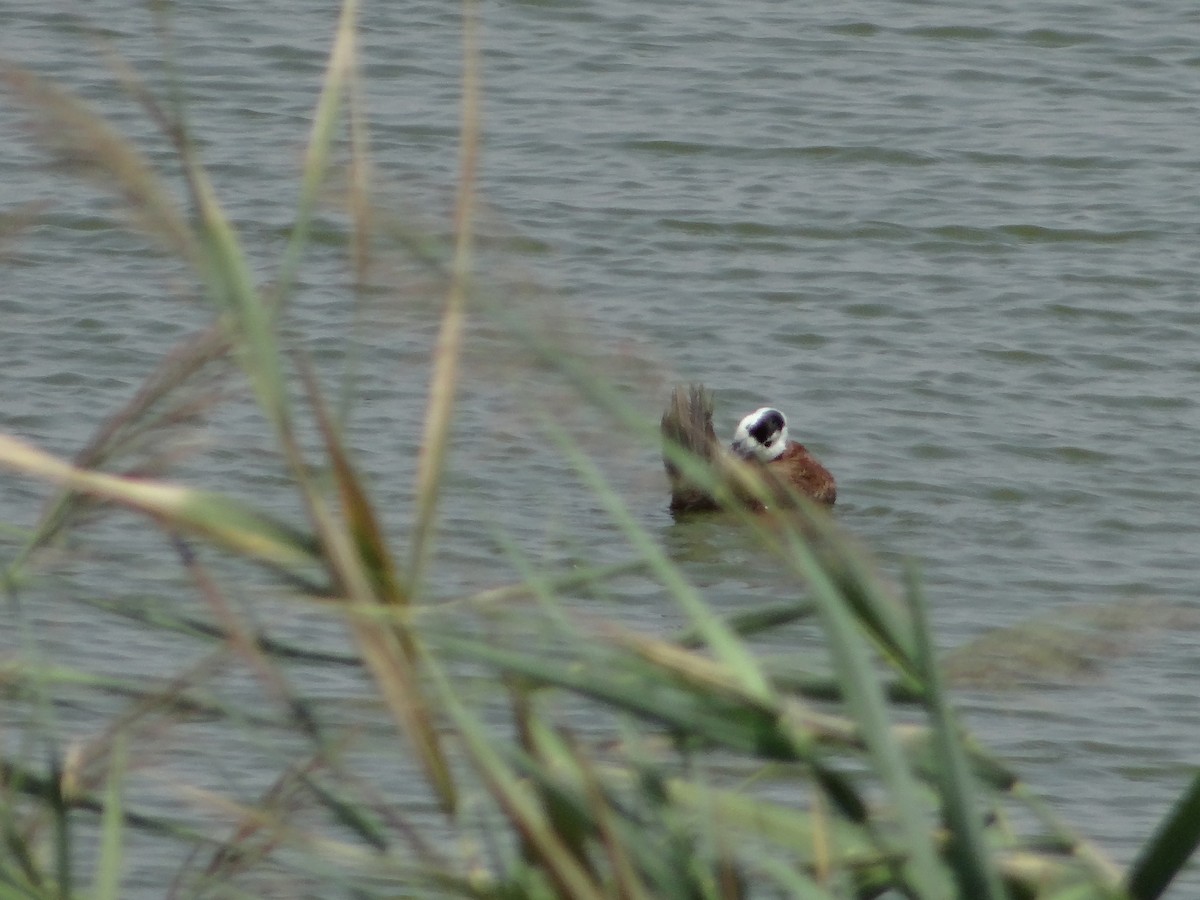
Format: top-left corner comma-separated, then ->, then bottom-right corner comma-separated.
2,0 -> 1199,893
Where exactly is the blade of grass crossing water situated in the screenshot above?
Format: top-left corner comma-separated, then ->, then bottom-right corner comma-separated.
275,0 -> 359,301
906,566 -> 1006,900
0,66 -> 198,264
49,750 -> 72,900
545,424 -> 773,705
163,106 -> 297,466
774,509 -> 921,688
1007,779 -> 1124,891
12,324 -> 229,576
490,529 -> 578,632
1045,886 -> 1114,900
1125,770 -> 1200,900
753,855 -> 840,900
0,762 -> 46,892
513,695 -> 595,873
408,0 -> 480,595
163,5 -> 358,581
584,764 -> 655,900
0,434 -> 320,570
91,739 -> 127,900
364,643 -> 456,814
300,358 -> 407,604
429,630 -> 784,761
339,3 -> 375,428
12,55 -> 295,477
299,773 -> 390,854
424,653 -> 607,900
297,361 -> 454,806
520,708 -> 660,900
785,532 -> 953,899
187,170 -> 292,438
674,599 -> 817,648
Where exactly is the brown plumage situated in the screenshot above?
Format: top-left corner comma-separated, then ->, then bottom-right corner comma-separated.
754,440 -> 837,507
661,384 -> 836,514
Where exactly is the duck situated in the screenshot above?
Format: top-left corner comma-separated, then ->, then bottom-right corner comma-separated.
661,384 -> 836,514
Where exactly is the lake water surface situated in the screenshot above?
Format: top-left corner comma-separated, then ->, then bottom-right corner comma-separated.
2,0 -> 1199,894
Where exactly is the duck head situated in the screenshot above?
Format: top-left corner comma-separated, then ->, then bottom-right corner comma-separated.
731,407 -> 788,462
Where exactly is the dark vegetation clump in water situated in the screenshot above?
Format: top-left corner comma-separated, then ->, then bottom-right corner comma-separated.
943,597 -> 1199,690
1,6 -> 1198,898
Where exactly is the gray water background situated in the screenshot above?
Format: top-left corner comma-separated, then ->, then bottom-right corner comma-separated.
2,0 -> 1199,893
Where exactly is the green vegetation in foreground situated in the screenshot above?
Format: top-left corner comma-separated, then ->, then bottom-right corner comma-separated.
1,3 -> 1198,898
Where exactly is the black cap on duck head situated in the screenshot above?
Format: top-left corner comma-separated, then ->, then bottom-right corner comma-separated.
731,407 -> 788,462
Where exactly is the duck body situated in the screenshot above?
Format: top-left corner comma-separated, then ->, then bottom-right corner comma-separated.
661,384 -> 836,514
745,439 -> 837,508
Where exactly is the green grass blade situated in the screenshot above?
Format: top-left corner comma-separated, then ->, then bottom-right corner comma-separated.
429,626 -> 867,826
514,701 -> 646,896
195,195 -> 291,440
906,566 -> 1007,900
12,324 -> 229,577
429,629 -> 783,757
666,779 -> 878,866
408,1 -> 481,596
300,774 -> 389,853
299,359 -> 407,604
1125,770 -> 1200,900
771,508 -> 922,688
1008,779 -> 1124,892
344,608 -> 457,813
0,65 -> 199,264
91,740 -> 127,900
786,533 -> 953,899
546,425 -> 774,705
274,0 -> 359,302
0,434 -> 320,570
294,360 -> 455,810
424,654 -> 607,900
48,750 -> 72,900
673,599 -> 816,648
754,854 -> 841,900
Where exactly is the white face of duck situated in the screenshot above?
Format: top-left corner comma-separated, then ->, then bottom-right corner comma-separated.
731,407 -> 789,462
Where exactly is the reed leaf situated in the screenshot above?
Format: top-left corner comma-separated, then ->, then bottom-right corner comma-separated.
674,599 -> 817,648
296,361 -> 455,811
0,755 -> 210,848
48,749 -> 72,900
425,655 -> 607,900
275,0 -> 360,303
0,434 -> 320,570
300,774 -> 390,855
90,740 -> 127,900
512,701 -> 618,890
429,626 -> 870,826
408,1 -> 481,596
1007,778 -> 1125,892
345,608 -> 457,812
430,629 -> 784,758
0,65 -> 199,265
547,425 -> 774,706
753,854 -> 841,899
191,179 -> 292,443
766,507 -> 922,692
13,324 -> 230,576
1125,770 -> 1200,900
299,359 -> 407,605
783,529 -> 954,899
665,779 -> 880,870
580,758 -> 656,900
906,567 -> 1007,900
